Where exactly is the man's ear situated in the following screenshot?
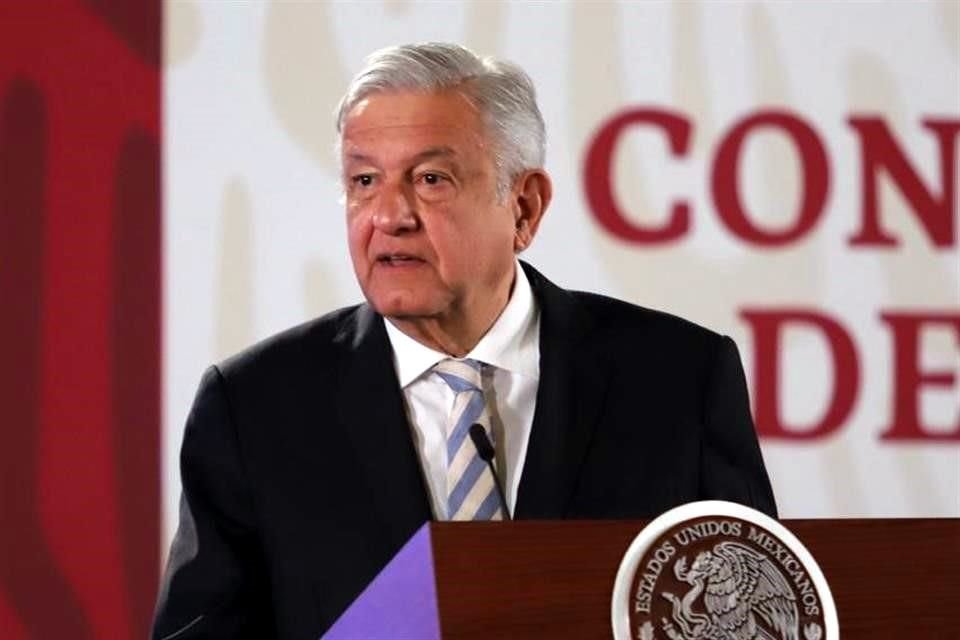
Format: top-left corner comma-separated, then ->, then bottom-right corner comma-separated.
512,169 -> 552,252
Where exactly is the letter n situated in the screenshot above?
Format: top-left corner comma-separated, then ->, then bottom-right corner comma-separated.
848,117 -> 960,248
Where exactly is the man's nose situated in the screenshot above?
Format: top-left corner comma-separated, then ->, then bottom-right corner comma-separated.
371,182 -> 418,234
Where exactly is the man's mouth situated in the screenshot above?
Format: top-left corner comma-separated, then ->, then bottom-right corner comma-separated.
376,253 -> 423,266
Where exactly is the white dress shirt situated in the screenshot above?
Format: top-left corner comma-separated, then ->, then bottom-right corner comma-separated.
383,262 -> 541,519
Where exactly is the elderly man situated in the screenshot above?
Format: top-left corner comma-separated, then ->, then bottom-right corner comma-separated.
152,43 -> 775,639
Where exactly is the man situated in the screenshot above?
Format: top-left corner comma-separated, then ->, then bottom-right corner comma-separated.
152,43 -> 775,639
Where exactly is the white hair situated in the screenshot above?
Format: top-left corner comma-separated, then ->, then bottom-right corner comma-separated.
335,42 -> 546,196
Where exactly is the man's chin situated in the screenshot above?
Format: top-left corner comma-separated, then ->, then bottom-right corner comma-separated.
368,297 -> 443,321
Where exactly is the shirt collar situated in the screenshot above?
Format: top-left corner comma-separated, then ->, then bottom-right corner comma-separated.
384,260 -> 540,388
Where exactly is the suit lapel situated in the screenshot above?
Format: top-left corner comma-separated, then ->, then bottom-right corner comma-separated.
514,263 -> 610,519
337,306 -> 432,538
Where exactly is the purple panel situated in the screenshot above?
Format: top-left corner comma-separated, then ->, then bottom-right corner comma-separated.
322,524 -> 441,640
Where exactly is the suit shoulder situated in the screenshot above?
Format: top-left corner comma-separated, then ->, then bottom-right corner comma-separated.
570,289 -> 721,346
216,305 -> 363,382
565,290 -> 736,395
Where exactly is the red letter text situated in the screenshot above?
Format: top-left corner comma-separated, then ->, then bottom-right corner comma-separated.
741,309 -> 859,440
712,111 -> 830,246
848,118 -> 959,248
583,108 -> 691,243
880,312 -> 960,441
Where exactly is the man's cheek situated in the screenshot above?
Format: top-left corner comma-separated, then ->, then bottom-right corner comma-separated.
347,222 -> 371,253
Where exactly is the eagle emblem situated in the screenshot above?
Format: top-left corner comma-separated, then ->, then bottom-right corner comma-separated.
659,541 -> 799,640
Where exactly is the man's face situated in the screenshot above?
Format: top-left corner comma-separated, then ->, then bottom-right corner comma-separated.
341,90 -> 519,327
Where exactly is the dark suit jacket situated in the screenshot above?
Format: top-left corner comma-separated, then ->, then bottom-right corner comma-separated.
152,263 -> 776,640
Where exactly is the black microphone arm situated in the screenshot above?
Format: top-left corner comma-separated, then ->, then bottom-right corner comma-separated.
468,423 -> 513,521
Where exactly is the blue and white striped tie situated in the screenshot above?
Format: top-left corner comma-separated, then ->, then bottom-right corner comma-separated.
433,359 -> 504,521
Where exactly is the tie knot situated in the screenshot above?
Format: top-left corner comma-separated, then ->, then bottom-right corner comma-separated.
433,358 -> 483,393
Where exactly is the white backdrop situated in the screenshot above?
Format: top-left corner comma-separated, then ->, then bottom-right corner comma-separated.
163,0 -> 960,548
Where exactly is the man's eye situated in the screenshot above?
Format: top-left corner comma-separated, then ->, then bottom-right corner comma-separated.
417,173 -> 452,189
418,171 -> 449,184
413,172 -> 454,200
351,174 -> 374,187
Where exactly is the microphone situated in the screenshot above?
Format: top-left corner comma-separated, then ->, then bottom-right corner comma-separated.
469,423 -> 512,520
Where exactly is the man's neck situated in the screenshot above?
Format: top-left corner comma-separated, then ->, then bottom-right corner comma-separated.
386,299 -> 502,357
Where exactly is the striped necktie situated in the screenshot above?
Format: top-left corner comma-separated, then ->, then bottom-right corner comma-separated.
433,358 -> 504,521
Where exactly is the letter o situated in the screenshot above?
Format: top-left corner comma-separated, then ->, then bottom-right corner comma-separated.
712,110 -> 830,246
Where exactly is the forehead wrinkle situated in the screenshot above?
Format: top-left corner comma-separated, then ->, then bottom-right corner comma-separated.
410,146 -> 457,163
343,120 -> 489,151
343,145 -> 463,170
341,103 -> 494,178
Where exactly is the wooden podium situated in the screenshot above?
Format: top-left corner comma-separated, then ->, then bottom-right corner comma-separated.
324,519 -> 958,639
